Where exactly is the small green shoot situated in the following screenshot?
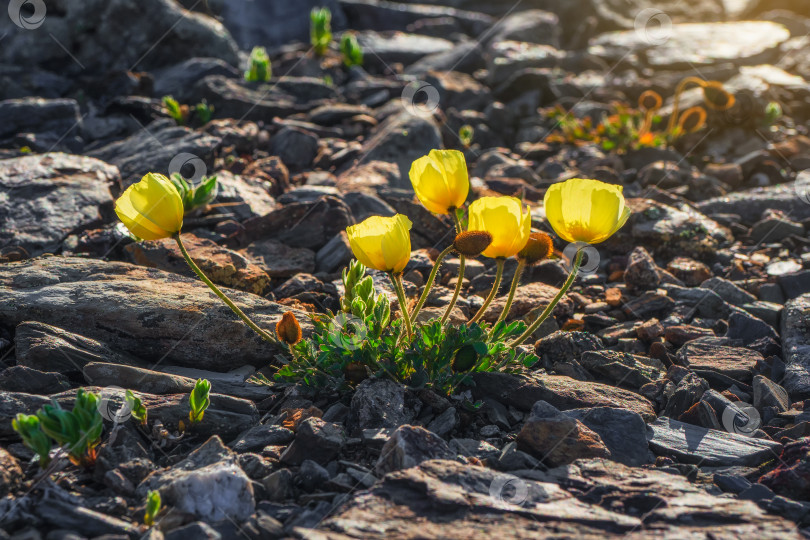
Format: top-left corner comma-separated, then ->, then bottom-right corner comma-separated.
170,173 -> 218,214
245,46 -> 271,82
125,390 -> 147,426
188,379 -> 211,425
459,125 -> 474,147
311,7 -> 332,56
340,33 -> 363,68
162,96 -> 188,125
12,414 -> 52,467
144,490 -> 161,526
195,100 -> 214,125
36,389 -> 103,467
764,101 -> 782,125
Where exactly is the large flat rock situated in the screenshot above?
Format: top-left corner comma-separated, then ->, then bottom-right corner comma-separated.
312,458 -> 798,539
781,294 -> 810,400
0,256 -> 307,371
698,181 -> 810,225
647,417 -> 782,467
0,153 -> 118,256
590,21 -> 789,69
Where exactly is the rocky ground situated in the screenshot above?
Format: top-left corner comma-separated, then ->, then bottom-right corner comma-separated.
2,0 -> 810,538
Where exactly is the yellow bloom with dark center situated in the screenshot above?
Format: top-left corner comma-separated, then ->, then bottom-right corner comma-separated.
409,149 -> 469,214
115,173 -> 184,240
544,178 -> 630,244
346,214 -> 412,273
467,196 -> 531,258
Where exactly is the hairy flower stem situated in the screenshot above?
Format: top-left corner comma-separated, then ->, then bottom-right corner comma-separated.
469,258 -> 505,324
410,244 -> 454,323
511,249 -> 583,347
390,272 -> 413,339
174,234 -> 281,347
666,76 -> 706,135
495,260 -> 525,326
442,210 -> 466,324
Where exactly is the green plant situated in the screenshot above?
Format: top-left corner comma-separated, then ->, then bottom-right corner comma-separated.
245,46 -> 271,82
162,96 -> 187,125
188,379 -> 211,425
125,390 -> 147,426
339,33 -> 363,67
764,101 -> 782,125
170,173 -> 218,214
310,7 -> 332,56
12,414 -> 52,467
144,490 -> 161,526
36,389 -> 104,467
459,125 -> 474,148
195,100 -> 214,125
274,260 -> 537,394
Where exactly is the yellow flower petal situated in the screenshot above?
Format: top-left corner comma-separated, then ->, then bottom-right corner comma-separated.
467,196 -> 531,258
543,178 -> 629,244
114,173 -> 184,240
409,149 -> 469,215
346,214 -> 412,273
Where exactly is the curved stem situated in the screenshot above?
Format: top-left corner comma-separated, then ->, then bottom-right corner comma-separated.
666,76 -> 706,135
390,272 -> 413,340
469,258 -> 505,325
174,234 -> 281,346
496,260 -> 525,326
410,244 -> 454,323
451,208 -> 463,234
510,249 -> 583,347
441,256 -> 465,324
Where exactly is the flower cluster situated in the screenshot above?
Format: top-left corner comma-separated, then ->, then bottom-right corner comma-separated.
113,148 -> 629,395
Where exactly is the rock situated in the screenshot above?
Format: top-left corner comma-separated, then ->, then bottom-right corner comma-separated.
781,294 -> 810,399
0,257 -> 306,371
534,331 -> 604,362
357,109 -> 442,182
623,246 -> 661,291
590,21 -> 790,69
665,284 -> 734,319
665,258 -> 712,287
375,425 -> 456,476
0,153 -> 118,256
677,338 -> 763,384
564,407 -> 653,466
517,401 -> 611,467
743,301 -> 782,327
427,407 -> 458,438
700,277 -> 758,307
778,270 -> 810,300
34,499 -> 138,537
125,235 -> 273,295
0,0 -> 239,74
750,213 -> 804,243
753,376 -> 790,412
269,126 -> 319,170
152,57 -> 241,100
759,437 -> 810,499
348,379 -> 416,433
242,239 -> 316,279
261,468 -> 294,501
698,181 -> 810,224
472,372 -> 656,422
296,459 -> 330,491
229,425 -> 295,453
165,522 -> 222,540
243,196 -> 354,251
280,418 -> 345,465
356,31 -> 454,68
622,291 -> 675,319
0,365 -> 70,394
448,438 -> 501,461
340,0 -> 492,37
726,311 -> 779,345
482,282 -> 574,323
663,371 -> 710,418
647,417 -> 782,466
0,98 -> 81,143
484,9 -> 560,47
315,232 -> 354,274
320,458 -> 798,538
207,170 -> 276,221
88,119 -> 220,186
579,350 -> 665,388
138,436 -> 254,523
0,447 -> 23,493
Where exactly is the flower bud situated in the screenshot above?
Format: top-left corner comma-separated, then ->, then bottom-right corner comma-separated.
702,81 -> 735,111
638,90 -> 662,112
453,230 -> 493,258
452,345 -> 478,372
517,232 -> 554,265
678,106 -> 707,134
276,312 -> 302,345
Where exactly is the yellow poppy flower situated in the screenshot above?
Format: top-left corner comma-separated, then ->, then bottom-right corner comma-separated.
346,214 -> 412,273
544,178 -> 630,244
467,196 -> 531,258
409,149 -> 469,214
115,173 -> 184,240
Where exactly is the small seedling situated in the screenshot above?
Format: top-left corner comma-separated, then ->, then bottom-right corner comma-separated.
245,46 -> 271,82
162,96 -> 188,125
188,379 -> 211,425
125,390 -> 147,426
764,101 -> 782,125
195,100 -> 214,125
12,414 -> 52,467
170,173 -> 218,214
340,33 -> 363,67
459,125 -> 474,147
36,389 -> 103,467
144,490 -> 161,526
311,7 -> 332,56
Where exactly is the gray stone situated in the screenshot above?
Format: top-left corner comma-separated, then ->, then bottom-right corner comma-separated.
165,522 -> 221,540
426,407 -> 458,438
742,301 -> 783,327
753,376 -> 790,412
229,425 -> 295,453
781,294 -> 810,399
563,407 -> 654,466
280,418 -> 345,465
677,338 -> 763,384
348,378 -> 416,433
34,499 -> 139,537
700,277 -> 757,307
214,170 -> 277,220
623,246 -> 661,291
448,438 -> 501,461
726,311 -> 779,345
579,351 -> 665,389
243,239 -> 316,278
0,153 -> 117,256
315,232 -> 353,274
778,270 -> 810,300
261,468 -> 294,501
0,98 -> 81,141
750,215 -> 805,243
647,417 -> 782,466
356,31 -> 454,68
0,365 -> 70,394
375,425 -> 456,476
269,126 -> 319,170
698,181 -> 810,224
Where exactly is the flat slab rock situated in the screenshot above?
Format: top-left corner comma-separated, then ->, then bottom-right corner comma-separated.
472,372 -> 656,422
647,417 -> 782,467
590,21 -> 789,69
781,293 -> 810,400
0,153 -> 118,256
310,458 -> 799,539
0,256 -> 307,371
677,338 -> 763,384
